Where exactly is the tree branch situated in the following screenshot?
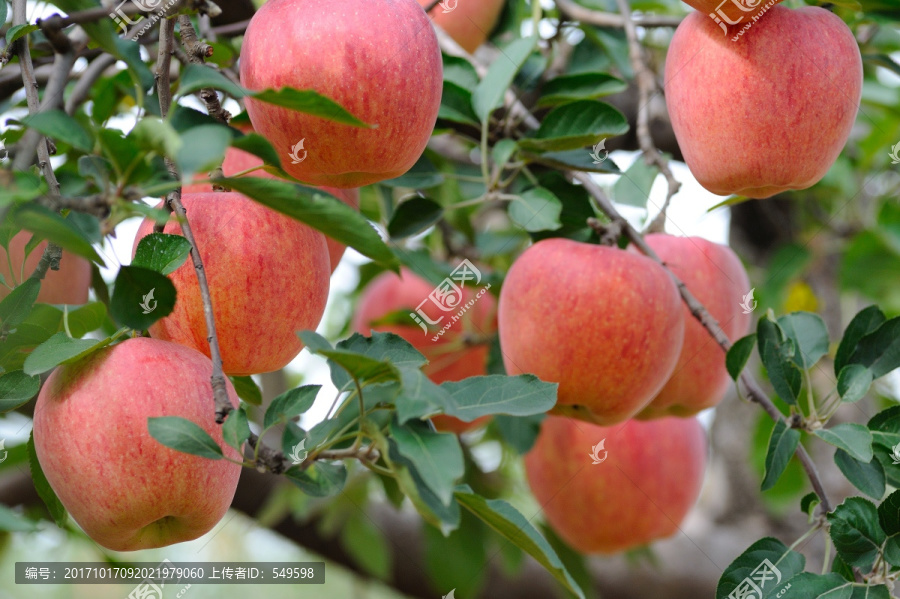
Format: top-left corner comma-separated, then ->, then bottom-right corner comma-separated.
176,15 -> 231,123
555,0 -> 683,29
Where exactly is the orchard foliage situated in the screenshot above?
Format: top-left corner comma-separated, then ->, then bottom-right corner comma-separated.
0,0 -> 899,596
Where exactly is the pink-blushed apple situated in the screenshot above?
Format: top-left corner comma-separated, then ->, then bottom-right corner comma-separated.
353,268 -> 496,433
0,233 -> 91,304
184,143 -> 360,272
33,337 -> 242,551
240,0 -> 443,188
418,0 -> 504,53
664,5 -> 862,199
636,235 -> 751,419
134,192 -> 330,375
525,415 -> 707,554
498,238 -> 685,425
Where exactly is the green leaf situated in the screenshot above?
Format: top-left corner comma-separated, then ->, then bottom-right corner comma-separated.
834,449 -> 885,500
0,278 -> 39,329
319,349 -> 399,387
800,492 -> 821,520
222,406 -> 251,452
727,334 -> 757,381
129,116 -> 182,159
381,155 -> 444,189
0,503 -> 38,532
519,101 -> 629,153
23,332 -> 105,375
762,419 -> 800,491
263,385 -> 320,429
715,537 -> 805,599
837,364 -> 874,403
175,124 -> 231,179
109,266 -> 176,330
472,36 -> 538,122
21,109 -> 93,152
387,198 -> 444,239
611,155 -> 659,209
251,88 -> 369,127
389,438 -> 461,531
424,509 -> 488,599
285,461 -> 347,497
537,72 -> 627,107
836,306 -> 886,375
0,370 -> 40,412
0,2 -> 8,29
66,302 -> 107,337
132,233 -> 191,275
778,312 -> 829,369
13,204 -> 103,264
847,316 -> 900,379
231,132 -> 283,171
815,423 -> 874,463
440,375 -> 558,421
340,512 -> 392,579
6,23 -> 38,44
827,497 -> 884,571
328,332 -> 426,389
147,416 -> 223,460
218,177 -> 398,269
176,64 -> 245,99
27,432 -> 67,527
455,485 -> 585,599
298,330 -> 332,352
390,418 -> 464,507
492,139 -> 518,171
878,489 -> 900,536
524,149 -> 621,174
395,367 -> 452,424
438,81 -> 479,127
493,414 -> 545,454
757,316 -> 802,404
508,187 -> 563,232
229,375 -> 262,406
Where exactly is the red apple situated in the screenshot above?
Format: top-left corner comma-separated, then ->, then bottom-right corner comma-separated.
184,143 -> 360,272
0,233 -> 91,304
498,238 -> 685,425
33,338 -> 242,551
134,192 -> 330,375
525,415 -> 707,554
353,268 -> 496,433
418,0 -> 504,53
637,235 -> 751,419
664,5 -> 862,199
240,0 -> 442,188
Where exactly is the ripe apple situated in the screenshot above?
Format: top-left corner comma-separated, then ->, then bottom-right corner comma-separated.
0,233 -> 91,304
352,268 -> 496,433
134,192 -> 330,375
184,143 -> 360,272
240,0 -> 442,188
33,337 -> 242,551
525,415 -> 707,554
665,5 -> 862,199
637,235 -> 751,419
498,238 -> 685,425
418,0 -> 504,53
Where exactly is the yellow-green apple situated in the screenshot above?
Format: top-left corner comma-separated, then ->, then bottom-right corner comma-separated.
525,415 -> 707,553
636,235 -> 751,419
418,0 -> 504,53
134,192 -> 330,375
498,238 -> 685,425
353,268 -> 496,433
664,5 -> 862,199
33,337 -> 242,551
184,143 -> 360,271
0,233 -> 91,304
240,0 -> 442,188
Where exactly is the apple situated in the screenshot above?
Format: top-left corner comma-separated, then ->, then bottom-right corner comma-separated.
134,192 -> 330,375
0,233 -> 91,305
418,0 -> 504,53
352,268 -> 496,433
498,238 -> 685,425
184,143 -> 360,272
680,0 -> 784,18
32,337 -> 242,551
240,0 -> 443,188
525,414 -> 707,554
664,5 -> 862,199
636,235 -> 751,419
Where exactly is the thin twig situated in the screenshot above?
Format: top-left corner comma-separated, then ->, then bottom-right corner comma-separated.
176,15 -> 230,123
614,0 -> 680,233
